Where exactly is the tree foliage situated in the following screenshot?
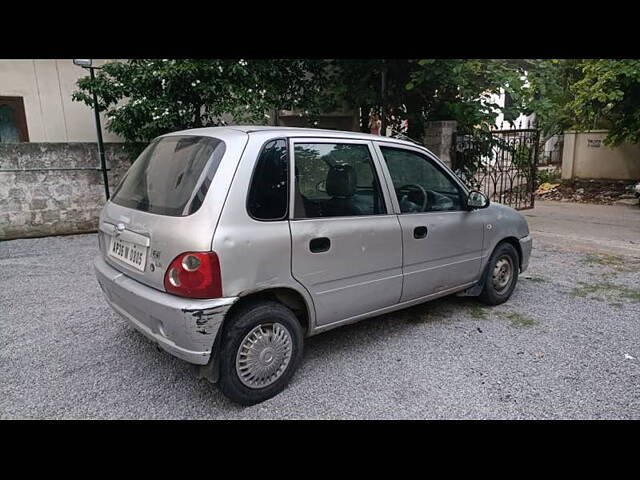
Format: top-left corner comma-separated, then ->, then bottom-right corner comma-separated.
74,58 -> 640,153
515,59 -> 640,146
407,59 -> 526,130
74,59 -> 539,153
319,59 -> 420,135
320,59 -> 527,140
567,59 -> 640,145
72,59 -> 326,156
516,59 -> 582,140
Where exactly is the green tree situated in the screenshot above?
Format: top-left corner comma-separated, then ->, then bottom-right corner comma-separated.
516,59 -> 640,146
517,59 -> 583,140
72,59 -> 327,156
407,59 -> 527,131
319,59 -> 430,139
321,59 -> 528,141
567,59 -> 640,145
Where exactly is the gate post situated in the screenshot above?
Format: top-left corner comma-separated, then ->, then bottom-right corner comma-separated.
424,121 -> 457,168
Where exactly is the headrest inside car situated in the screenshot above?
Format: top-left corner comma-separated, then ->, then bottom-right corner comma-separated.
326,164 -> 357,197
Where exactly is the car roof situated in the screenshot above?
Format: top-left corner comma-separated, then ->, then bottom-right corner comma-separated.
164,125 -> 424,149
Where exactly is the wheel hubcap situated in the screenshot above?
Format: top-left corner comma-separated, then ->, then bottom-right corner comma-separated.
492,256 -> 513,294
235,323 -> 292,389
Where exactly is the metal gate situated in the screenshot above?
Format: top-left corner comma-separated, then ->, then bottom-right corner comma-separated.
452,128 -> 539,210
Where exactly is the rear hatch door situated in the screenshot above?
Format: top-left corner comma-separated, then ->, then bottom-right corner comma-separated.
98,129 -> 248,291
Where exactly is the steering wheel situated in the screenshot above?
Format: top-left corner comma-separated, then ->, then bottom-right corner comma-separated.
398,184 -> 428,212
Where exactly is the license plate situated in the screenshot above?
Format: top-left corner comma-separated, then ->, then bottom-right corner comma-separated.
108,236 -> 147,272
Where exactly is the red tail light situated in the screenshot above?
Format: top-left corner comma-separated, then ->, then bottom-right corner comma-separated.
163,252 -> 222,299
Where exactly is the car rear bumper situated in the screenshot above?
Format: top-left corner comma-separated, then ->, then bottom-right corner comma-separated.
94,255 -> 238,365
519,234 -> 532,272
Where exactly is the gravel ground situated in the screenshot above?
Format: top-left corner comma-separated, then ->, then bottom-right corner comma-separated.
1,233 -> 639,419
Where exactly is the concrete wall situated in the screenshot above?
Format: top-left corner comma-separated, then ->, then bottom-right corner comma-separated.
0,143 -> 131,240
561,130 -> 640,180
0,60 -> 124,143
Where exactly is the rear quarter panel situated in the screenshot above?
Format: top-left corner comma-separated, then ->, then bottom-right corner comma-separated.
211,131 -> 316,326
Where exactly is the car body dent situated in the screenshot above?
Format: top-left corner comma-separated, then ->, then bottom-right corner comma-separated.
94,254 -> 238,364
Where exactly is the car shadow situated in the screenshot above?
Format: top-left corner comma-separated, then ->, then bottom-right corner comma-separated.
302,295 -> 464,355
112,293 -> 489,415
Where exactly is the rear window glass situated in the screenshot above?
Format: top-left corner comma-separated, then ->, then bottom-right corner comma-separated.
112,135 -> 226,216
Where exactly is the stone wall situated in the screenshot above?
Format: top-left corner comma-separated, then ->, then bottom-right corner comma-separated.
0,143 -> 132,240
424,121 -> 457,167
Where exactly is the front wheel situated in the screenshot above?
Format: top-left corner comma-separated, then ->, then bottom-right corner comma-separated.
478,242 -> 520,305
218,300 -> 303,406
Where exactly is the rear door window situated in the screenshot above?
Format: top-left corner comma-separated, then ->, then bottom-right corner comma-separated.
293,142 -> 386,218
112,135 -> 226,216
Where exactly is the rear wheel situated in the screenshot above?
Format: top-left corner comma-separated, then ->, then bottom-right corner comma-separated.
478,242 -> 519,305
218,300 -> 303,406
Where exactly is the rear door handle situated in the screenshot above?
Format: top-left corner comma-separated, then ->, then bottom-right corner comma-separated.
309,237 -> 331,253
413,226 -> 428,239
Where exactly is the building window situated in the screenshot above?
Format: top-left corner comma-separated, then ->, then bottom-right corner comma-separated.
0,97 -> 29,143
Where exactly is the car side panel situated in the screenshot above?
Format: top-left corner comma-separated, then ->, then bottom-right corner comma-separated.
371,141 -> 484,301
397,211 -> 485,300
475,202 -> 531,271
289,215 -> 403,326
287,137 -> 403,327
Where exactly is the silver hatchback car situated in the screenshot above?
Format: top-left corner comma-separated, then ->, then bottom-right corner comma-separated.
95,126 -> 532,405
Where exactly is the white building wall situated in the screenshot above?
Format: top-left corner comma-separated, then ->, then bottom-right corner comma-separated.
561,130 -> 640,180
0,59 -> 124,142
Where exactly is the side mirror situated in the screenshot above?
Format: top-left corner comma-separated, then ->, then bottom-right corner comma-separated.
467,190 -> 490,210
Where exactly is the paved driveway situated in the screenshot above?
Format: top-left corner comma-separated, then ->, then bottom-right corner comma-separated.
523,200 -> 640,257
1,202 -> 639,419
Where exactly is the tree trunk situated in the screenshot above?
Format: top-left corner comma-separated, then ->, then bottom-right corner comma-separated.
380,62 -> 387,136
405,91 -> 424,141
359,105 -> 370,133
192,104 -> 202,128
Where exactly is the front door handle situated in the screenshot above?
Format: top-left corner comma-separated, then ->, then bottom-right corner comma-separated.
309,237 -> 331,253
413,226 -> 428,239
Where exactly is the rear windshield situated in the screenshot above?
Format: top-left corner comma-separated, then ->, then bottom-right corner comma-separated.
111,135 -> 226,216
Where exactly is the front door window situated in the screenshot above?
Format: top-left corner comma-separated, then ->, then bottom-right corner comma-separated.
379,146 -> 464,213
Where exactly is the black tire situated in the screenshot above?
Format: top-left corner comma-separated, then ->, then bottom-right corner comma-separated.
218,300 -> 303,406
478,242 -> 520,306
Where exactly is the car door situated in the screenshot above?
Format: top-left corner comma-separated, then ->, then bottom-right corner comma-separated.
288,138 -> 403,327
373,142 -> 484,302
